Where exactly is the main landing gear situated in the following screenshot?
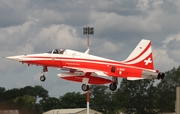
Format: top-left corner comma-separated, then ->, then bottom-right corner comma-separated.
109,77 -> 118,91
109,83 -> 117,91
81,83 -> 117,92
81,84 -> 89,92
81,77 -> 118,92
40,66 -> 48,82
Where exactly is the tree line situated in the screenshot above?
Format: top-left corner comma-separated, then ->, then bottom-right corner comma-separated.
0,66 -> 180,114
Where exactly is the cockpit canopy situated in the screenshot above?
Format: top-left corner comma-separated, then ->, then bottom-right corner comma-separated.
47,49 -> 65,54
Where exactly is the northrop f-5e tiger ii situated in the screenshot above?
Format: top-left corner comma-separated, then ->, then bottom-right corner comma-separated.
7,39 -> 165,91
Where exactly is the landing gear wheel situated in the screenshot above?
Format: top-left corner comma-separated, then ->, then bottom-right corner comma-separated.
40,66 -> 48,82
40,75 -> 46,82
109,83 -> 117,91
81,84 -> 89,92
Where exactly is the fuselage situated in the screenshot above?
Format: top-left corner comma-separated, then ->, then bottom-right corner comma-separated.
6,39 -> 165,91
8,49 -> 157,79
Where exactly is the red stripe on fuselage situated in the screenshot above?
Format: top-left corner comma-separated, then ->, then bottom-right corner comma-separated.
21,56 -> 124,65
19,53 -> 154,71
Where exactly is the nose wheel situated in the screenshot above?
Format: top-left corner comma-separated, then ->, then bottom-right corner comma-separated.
40,75 -> 46,82
40,66 -> 48,82
81,84 -> 89,92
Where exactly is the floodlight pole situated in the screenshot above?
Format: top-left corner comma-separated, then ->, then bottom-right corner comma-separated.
83,26 -> 93,114
83,26 -> 94,49
88,33 -> 89,48
87,90 -> 90,114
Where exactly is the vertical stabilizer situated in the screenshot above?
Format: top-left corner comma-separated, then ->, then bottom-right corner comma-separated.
124,39 -> 154,70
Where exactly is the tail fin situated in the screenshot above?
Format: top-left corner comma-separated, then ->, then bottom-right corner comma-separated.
123,39 -> 154,70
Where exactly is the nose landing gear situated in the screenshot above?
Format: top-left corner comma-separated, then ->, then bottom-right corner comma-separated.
40,75 -> 46,82
40,66 -> 48,82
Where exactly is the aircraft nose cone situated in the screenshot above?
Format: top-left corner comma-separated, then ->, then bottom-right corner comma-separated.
6,56 -> 21,61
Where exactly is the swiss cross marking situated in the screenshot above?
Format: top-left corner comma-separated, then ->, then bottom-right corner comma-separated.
144,58 -> 152,65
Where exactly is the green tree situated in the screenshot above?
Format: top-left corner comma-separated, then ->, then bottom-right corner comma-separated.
1,85 -> 48,103
39,97 -> 61,112
90,85 -> 114,114
13,95 -> 36,106
153,66 -> 180,113
114,79 -> 155,114
2,88 -> 20,103
0,87 -> 5,101
22,85 -> 49,98
0,85 -> 48,114
165,66 -> 180,86
13,95 -> 42,114
59,92 -> 86,108
155,80 -> 176,113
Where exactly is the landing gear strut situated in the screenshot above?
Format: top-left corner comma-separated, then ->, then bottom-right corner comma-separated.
40,66 -> 48,82
81,84 -> 89,92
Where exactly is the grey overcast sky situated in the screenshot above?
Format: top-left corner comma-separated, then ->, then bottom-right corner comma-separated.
0,0 -> 180,97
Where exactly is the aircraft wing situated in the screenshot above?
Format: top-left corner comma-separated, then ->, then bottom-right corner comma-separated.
62,66 -> 108,77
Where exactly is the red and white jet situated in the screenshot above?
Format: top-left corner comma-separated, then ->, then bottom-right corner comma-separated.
7,39 -> 165,91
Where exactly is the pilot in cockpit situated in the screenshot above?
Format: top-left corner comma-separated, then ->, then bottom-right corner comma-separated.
59,49 -> 64,54
48,49 -> 65,54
